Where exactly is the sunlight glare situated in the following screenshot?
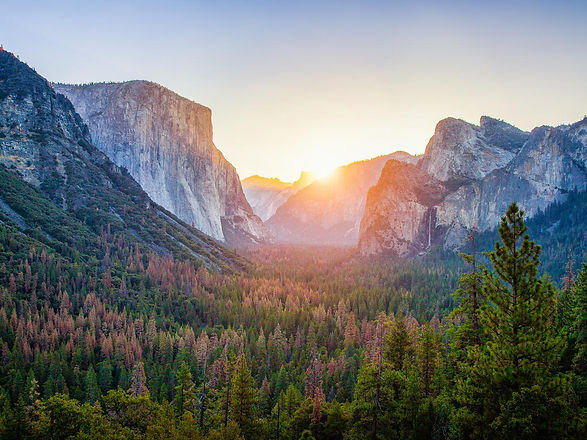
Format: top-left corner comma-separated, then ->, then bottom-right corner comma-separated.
313,164 -> 336,180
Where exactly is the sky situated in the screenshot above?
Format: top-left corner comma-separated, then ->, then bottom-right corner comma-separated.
1,0 -> 586,182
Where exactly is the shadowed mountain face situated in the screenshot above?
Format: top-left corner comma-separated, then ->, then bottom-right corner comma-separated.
266,152 -> 419,245
54,81 -> 270,246
359,116 -> 587,256
241,171 -> 316,221
0,49 -> 244,270
359,160 -> 448,256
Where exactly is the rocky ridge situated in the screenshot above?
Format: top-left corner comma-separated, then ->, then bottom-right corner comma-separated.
0,49 -> 243,269
359,116 -> 587,256
242,171 -> 316,221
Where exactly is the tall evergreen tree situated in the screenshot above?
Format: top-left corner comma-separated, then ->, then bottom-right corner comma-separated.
384,315 -> 414,370
417,324 -> 441,398
97,361 -> 113,395
449,231 -> 486,355
84,366 -> 101,403
569,263 -> 587,405
230,354 -> 258,439
174,361 -> 196,414
128,361 -> 148,397
452,202 -> 579,439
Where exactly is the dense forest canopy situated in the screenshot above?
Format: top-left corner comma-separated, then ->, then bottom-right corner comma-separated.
0,193 -> 585,439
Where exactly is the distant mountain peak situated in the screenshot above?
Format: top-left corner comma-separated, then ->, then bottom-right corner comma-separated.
420,115 -> 528,182
265,151 -> 418,245
293,171 -> 318,189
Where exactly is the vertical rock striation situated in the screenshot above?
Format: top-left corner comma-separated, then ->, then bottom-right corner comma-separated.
358,160 -> 448,256
0,49 -> 242,268
55,81 -> 270,245
359,116 -> 587,256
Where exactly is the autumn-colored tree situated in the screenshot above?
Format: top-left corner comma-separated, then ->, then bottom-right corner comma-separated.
128,361 -> 148,397
304,354 -> 325,423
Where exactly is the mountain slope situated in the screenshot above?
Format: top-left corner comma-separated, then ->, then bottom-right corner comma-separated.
54,81 -> 270,246
0,48 -> 245,270
266,152 -> 419,245
359,116 -> 587,256
242,171 -> 316,221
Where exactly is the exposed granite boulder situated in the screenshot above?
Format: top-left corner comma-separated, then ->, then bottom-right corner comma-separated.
55,81 -> 270,245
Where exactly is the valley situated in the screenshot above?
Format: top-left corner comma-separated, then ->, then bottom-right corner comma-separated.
0,41 -> 585,440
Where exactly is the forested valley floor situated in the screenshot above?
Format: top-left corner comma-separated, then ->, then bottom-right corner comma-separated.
0,201 -> 585,440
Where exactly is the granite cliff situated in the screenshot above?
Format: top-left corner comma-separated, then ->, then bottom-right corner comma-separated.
54,81 -> 270,245
0,49 -> 243,269
358,160 -> 448,256
359,116 -> 587,256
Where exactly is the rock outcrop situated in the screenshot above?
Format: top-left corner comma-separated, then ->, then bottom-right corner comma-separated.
358,161 -> 448,256
54,81 -> 270,245
359,116 -> 587,256
266,152 -> 419,245
418,117 -> 528,182
0,49 -> 242,269
242,171 -> 316,221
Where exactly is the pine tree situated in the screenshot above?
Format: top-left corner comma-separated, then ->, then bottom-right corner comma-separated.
304,354 -> 325,423
452,203 -> 578,439
24,369 -> 42,429
450,230 -> 485,353
97,361 -> 113,394
569,263 -> 586,405
174,361 -> 196,414
350,319 -> 388,440
84,366 -> 101,403
417,324 -> 441,398
230,353 -> 258,439
350,362 -> 388,440
384,315 -> 414,370
128,361 -> 148,397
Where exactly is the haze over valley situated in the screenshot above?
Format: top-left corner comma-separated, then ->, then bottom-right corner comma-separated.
0,1 -> 585,439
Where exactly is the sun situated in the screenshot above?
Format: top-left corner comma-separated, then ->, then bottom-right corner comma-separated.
300,150 -> 339,182
313,165 -> 336,180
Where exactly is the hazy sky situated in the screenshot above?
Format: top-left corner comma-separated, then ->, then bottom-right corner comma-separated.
1,0 -> 586,181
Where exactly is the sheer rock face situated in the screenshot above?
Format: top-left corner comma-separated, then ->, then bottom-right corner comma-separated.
55,81 -> 270,245
0,49 -> 241,268
266,152 -> 419,245
359,116 -> 587,256
358,161 -> 448,257
242,171 -> 316,222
